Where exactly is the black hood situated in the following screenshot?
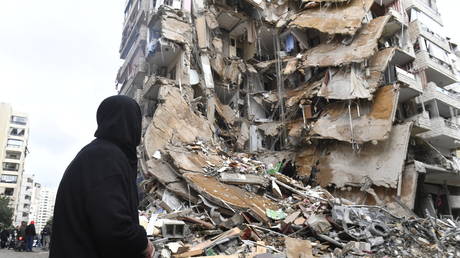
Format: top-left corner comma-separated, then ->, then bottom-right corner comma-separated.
94,96 -> 142,166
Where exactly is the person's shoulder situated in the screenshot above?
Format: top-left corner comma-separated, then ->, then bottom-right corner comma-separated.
80,139 -> 125,158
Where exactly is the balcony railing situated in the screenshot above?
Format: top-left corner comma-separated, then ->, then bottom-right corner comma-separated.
406,112 -> 432,130
405,0 -> 442,25
430,117 -> 460,141
416,51 -> 457,83
396,66 -> 422,92
422,84 -> 460,111
6,144 -> 22,149
434,85 -> 460,100
444,119 -> 460,130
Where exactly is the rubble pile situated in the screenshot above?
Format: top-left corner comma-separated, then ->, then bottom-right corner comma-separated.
139,149 -> 460,257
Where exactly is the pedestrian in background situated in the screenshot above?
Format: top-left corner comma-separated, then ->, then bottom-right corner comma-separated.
0,225 -> 8,248
25,221 -> 36,252
41,224 -> 51,250
50,96 -> 153,258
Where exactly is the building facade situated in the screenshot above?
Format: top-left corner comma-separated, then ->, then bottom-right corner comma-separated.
35,187 -> 56,233
29,181 -> 42,225
117,0 -> 460,218
0,103 -> 30,225
14,174 -> 39,225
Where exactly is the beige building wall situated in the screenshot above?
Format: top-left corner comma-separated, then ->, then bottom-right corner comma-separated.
0,103 -> 29,225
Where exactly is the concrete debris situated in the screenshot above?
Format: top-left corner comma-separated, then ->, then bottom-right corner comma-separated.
290,0 -> 374,35
118,0 -> 460,256
302,15 -> 391,67
313,85 -> 400,143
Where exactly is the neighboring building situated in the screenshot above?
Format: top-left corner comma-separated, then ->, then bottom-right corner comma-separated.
35,187 -> 56,233
117,1 -> 460,218
29,182 -> 42,225
115,0 -> 149,100
0,103 -> 30,224
14,174 -> 41,225
401,0 -> 460,217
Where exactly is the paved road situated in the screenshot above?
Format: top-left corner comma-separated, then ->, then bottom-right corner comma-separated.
0,248 -> 48,258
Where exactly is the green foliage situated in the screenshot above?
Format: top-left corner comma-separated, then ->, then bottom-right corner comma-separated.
46,216 -> 53,227
0,195 -> 13,228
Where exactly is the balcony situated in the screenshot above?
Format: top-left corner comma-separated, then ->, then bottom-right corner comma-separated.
409,21 -> 450,52
118,63 -> 146,96
142,76 -> 175,100
422,83 -> 460,111
120,15 -> 147,59
404,0 -> 442,25
419,117 -> 460,149
147,6 -> 191,47
396,66 -> 422,102
415,51 -> 457,87
449,195 -> 460,209
387,6 -> 408,26
406,112 -> 431,134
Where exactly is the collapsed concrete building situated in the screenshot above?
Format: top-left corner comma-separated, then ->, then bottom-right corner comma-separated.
115,0 -> 460,254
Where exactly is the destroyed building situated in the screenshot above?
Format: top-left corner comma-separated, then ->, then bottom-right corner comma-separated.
115,0 -> 460,256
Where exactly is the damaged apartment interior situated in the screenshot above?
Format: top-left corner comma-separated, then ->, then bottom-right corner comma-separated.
116,0 -> 460,256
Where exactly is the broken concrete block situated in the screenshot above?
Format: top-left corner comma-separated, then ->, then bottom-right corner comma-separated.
162,220 -> 186,239
307,214 -> 331,234
285,237 -> 314,258
219,172 -> 267,186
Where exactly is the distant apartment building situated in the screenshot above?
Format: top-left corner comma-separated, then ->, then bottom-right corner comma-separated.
35,187 -> 56,233
0,103 -> 29,225
14,174 -> 39,225
29,182 -> 42,225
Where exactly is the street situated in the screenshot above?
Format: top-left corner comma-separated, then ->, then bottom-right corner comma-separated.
0,248 -> 48,258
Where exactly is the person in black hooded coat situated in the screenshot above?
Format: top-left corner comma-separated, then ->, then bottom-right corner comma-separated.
50,96 -> 153,258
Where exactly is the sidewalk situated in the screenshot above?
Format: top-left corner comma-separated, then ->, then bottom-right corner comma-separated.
0,248 -> 48,258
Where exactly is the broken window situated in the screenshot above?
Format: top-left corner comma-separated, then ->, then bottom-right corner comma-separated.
5,151 -> 21,160
9,127 -> 25,137
0,174 -> 18,184
3,162 -> 19,172
4,188 -> 14,196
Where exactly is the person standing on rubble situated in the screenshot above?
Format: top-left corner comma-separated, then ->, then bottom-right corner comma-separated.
50,96 -> 154,258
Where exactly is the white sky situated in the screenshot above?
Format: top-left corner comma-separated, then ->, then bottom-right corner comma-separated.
0,1 -> 459,188
0,0 -> 123,187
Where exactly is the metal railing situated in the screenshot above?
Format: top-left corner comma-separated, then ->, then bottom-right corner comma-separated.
444,119 -> 460,130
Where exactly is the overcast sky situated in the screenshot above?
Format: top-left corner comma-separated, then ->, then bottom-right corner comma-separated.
0,0 -> 123,187
0,1 -> 459,188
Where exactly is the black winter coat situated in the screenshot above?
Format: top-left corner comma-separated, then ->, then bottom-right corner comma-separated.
25,224 -> 36,237
50,96 -> 147,258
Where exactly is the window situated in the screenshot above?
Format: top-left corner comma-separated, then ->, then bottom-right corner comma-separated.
25,195 -> 31,200
5,151 -> 21,160
9,127 -> 25,137
2,162 -> 19,172
4,188 -> 14,196
10,116 -> 27,125
23,204 -> 29,209
22,212 -> 28,217
6,139 -> 23,148
27,178 -> 33,183
1,175 -> 18,183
